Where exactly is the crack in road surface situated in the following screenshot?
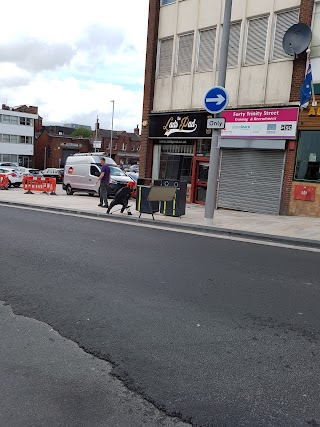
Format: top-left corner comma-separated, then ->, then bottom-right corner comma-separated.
0,301 -> 190,427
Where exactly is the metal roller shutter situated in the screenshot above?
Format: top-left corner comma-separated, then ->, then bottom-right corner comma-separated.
218,149 -> 285,215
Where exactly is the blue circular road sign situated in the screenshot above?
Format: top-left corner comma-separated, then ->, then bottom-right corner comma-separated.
204,86 -> 229,114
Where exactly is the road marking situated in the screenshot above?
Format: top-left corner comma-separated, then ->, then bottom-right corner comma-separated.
1,203 -> 319,253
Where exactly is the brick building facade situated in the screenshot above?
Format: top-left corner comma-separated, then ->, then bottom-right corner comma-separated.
281,0 -> 316,215
34,129 -> 90,170
139,0 -> 160,179
92,119 -> 141,166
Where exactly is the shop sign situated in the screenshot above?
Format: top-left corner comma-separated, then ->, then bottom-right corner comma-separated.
149,112 -> 212,139
294,185 -> 316,202
159,140 -> 188,144
308,107 -> 320,116
60,142 -> 83,148
93,141 -> 102,149
221,107 -> 299,139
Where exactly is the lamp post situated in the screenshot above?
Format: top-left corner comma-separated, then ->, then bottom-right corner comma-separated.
110,100 -> 115,159
204,0 -> 232,224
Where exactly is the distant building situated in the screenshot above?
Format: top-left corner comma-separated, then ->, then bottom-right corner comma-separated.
64,123 -> 91,131
92,118 -> 141,165
42,125 -> 77,137
34,128 -> 90,169
0,104 -> 38,168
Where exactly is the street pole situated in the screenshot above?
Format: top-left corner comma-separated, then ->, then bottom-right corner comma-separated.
204,0 -> 233,225
110,100 -> 115,159
44,146 -> 47,170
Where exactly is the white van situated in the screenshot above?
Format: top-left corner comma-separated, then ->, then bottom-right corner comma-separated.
63,153 -> 134,196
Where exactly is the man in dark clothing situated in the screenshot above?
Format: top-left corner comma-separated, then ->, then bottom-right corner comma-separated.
97,157 -> 110,208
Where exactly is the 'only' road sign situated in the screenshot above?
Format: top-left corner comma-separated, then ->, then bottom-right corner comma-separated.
207,117 -> 226,129
204,86 -> 229,114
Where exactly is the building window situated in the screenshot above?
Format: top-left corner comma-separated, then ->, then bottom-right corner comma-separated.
228,22 -> 242,67
2,134 -> 10,143
177,33 -> 194,74
244,16 -> 269,65
295,131 -> 320,182
272,9 -> 299,60
160,0 -> 175,5
131,146 -> 135,151
113,144 -> 117,150
197,28 -> 216,72
121,143 -> 127,151
10,135 -> 19,143
2,115 -> 10,124
10,116 -> 19,125
158,38 -> 174,78
19,117 -> 33,126
19,136 -> 33,144
137,146 -> 140,152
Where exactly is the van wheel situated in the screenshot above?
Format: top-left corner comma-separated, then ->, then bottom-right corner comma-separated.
66,185 -> 73,195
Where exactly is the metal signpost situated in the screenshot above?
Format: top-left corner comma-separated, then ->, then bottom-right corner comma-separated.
204,0 -> 232,225
110,100 -> 115,159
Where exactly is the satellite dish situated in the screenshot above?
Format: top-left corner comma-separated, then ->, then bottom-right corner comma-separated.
283,23 -> 312,56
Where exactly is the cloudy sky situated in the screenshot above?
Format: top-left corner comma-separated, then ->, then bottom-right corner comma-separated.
1,0 -> 149,132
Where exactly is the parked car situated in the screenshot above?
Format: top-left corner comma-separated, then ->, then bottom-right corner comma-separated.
107,166 -> 135,196
129,164 -> 139,173
0,167 -> 23,187
0,162 -> 19,168
23,168 -> 43,178
42,168 -> 64,182
126,172 -> 138,182
63,153 -> 134,197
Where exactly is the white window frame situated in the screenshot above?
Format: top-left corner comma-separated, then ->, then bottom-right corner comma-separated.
227,21 -> 242,68
270,8 -> 300,62
196,27 -> 217,73
243,15 -> 270,66
160,0 -> 175,5
156,37 -> 174,78
175,32 -> 194,75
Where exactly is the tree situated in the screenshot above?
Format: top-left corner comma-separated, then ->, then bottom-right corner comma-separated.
71,128 -> 92,138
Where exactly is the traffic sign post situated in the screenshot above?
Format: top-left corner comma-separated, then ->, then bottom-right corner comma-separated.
204,0 -> 232,225
204,86 -> 229,115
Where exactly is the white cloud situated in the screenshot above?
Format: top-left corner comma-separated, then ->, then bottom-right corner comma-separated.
0,0 -> 149,132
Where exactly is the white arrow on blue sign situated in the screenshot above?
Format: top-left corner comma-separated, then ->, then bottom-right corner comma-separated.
204,86 -> 229,114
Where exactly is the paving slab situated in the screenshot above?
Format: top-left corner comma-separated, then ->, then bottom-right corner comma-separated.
1,186 -> 320,246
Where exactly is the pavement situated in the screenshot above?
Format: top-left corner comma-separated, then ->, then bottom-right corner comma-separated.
0,185 -> 320,247
1,205 -> 320,427
0,301 -> 188,427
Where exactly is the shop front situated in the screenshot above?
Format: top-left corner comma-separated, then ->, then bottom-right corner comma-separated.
148,107 -> 299,212
289,102 -> 320,217
217,107 -> 299,215
149,112 -> 213,203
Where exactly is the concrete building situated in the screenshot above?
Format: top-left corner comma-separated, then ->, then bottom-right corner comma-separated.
140,0 -> 316,214
0,104 -> 38,168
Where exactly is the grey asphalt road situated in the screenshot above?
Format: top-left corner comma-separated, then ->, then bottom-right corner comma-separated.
0,205 -> 320,427
0,301 -> 188,427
